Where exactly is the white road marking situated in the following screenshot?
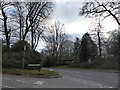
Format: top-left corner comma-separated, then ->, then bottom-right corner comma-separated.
63,76 -> 113,88
16,80 -> 31,84
3,78 -> 11,80
3,78 -> 31,84
2,85 -> 15,88
3,77 -> 45,86
4,78 -> 32,84
97,83 -> 113,88
34,81 -> 45,85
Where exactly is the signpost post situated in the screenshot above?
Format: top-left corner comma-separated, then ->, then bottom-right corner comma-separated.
23,45 -> 26,69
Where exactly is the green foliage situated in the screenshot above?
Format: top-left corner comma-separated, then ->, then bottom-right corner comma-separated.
70,55 -> 118,69
81,33 -> 90,62
2,52 -> 23,68
81,33 -> 98,62
43,55 -> 55,67
2,40 -> 42,69
89,39 -> 98,60
2,50 -> 42,69
57,61 -> 71,66
3,68 -> 60,77
2,45 -> 9,53
73,37 -> 81,61
105,30 -> 119,69
11,40 -> 30,52
69,62 -> 95,69
25,50 -> 42,64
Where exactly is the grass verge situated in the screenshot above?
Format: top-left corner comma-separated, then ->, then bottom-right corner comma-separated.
3,68 -> 61,78
54,66 -> 119,73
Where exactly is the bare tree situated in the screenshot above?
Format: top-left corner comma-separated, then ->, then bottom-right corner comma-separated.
13,2 -> 25,41
79,0 -> 120,25
45,21 -> 68,66
32,22 -> 46,50
12,2 -> 53,49
90,16 -> 103,57
23,2 -> 53,45
0,1 -> 12,49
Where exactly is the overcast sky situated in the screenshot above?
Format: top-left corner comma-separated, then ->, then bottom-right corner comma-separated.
51,2 -> 118,34
38,2 -> 118,51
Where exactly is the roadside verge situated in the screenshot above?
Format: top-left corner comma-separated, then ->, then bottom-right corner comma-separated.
2,68 -> 62,78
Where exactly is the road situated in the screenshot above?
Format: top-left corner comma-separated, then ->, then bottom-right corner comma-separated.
2,68 -> 118,88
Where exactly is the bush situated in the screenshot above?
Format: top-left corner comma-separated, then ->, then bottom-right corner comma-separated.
11,40 -> 30,52
2,52 -> 23,68
69,56 -> 118,69
99,58 -> 118,69
25,50 -> 42,65
69,62 -> 95,69
2,40 -> 42,69
2,50 -> 42,69
43,56 -> 55,67
91,57 -> 118,69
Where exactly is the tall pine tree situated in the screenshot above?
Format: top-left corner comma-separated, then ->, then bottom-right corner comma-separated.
73,37 -> 81,62
81,33 -> 97,63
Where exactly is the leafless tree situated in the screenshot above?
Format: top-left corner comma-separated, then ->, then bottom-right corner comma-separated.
23,2 -> 53,49
45,21 -> 68,66
12,2 -> 53,49
13,2 -> 25,41
90,16 -> 103,56
79,0 -> 120,25
0,1 -> 13,49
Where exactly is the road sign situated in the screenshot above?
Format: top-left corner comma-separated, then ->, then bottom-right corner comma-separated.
28,64 -> 41,67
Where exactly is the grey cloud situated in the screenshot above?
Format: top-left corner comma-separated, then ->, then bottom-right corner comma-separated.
52,2 -> 83,24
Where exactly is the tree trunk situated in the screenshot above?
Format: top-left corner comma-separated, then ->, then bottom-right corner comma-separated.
31,29 -> 34,50
97,32 -> 102,56
19,18 -> 22,40
1,8 -> 10,49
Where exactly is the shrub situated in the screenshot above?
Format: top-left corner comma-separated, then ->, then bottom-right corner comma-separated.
25,50 -> 42,65
2,52 -> 23,68
2,50 -> 42,69
43,56 -> 55,67
11,40 -> 30,52
92,56 -> 118,69
2,40 -> 42,69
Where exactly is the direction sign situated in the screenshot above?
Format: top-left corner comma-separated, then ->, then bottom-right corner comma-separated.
28,64 -> 41,67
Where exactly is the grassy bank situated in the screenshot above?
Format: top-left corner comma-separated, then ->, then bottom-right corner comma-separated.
3,68 -> 61,78
54,66 -> 119,73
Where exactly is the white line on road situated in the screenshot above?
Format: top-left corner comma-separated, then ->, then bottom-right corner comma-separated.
3,77 -> 45,86
97,83 -> 113,88
3,78 -> 12,80
3,77 -> 31,84
16,80 -> 45,85
63,76 -> 113,88
2,85 -> 15,88
34,81 -> 45,85
16,80 -> 30,84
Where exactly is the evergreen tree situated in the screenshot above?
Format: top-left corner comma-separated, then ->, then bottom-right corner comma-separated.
89,38 -> 98,61
108,30 -> 120,63
73,37 -> 81,61
81,33 -> 97,62
81,33 -> 90,62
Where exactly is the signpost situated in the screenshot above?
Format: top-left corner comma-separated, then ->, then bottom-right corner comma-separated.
22,45 -> 26,69
28,64 -> 41,72
28,64 -> 41,67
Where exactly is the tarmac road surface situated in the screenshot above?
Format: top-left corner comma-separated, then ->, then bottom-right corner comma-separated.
2,68 -> 119,88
